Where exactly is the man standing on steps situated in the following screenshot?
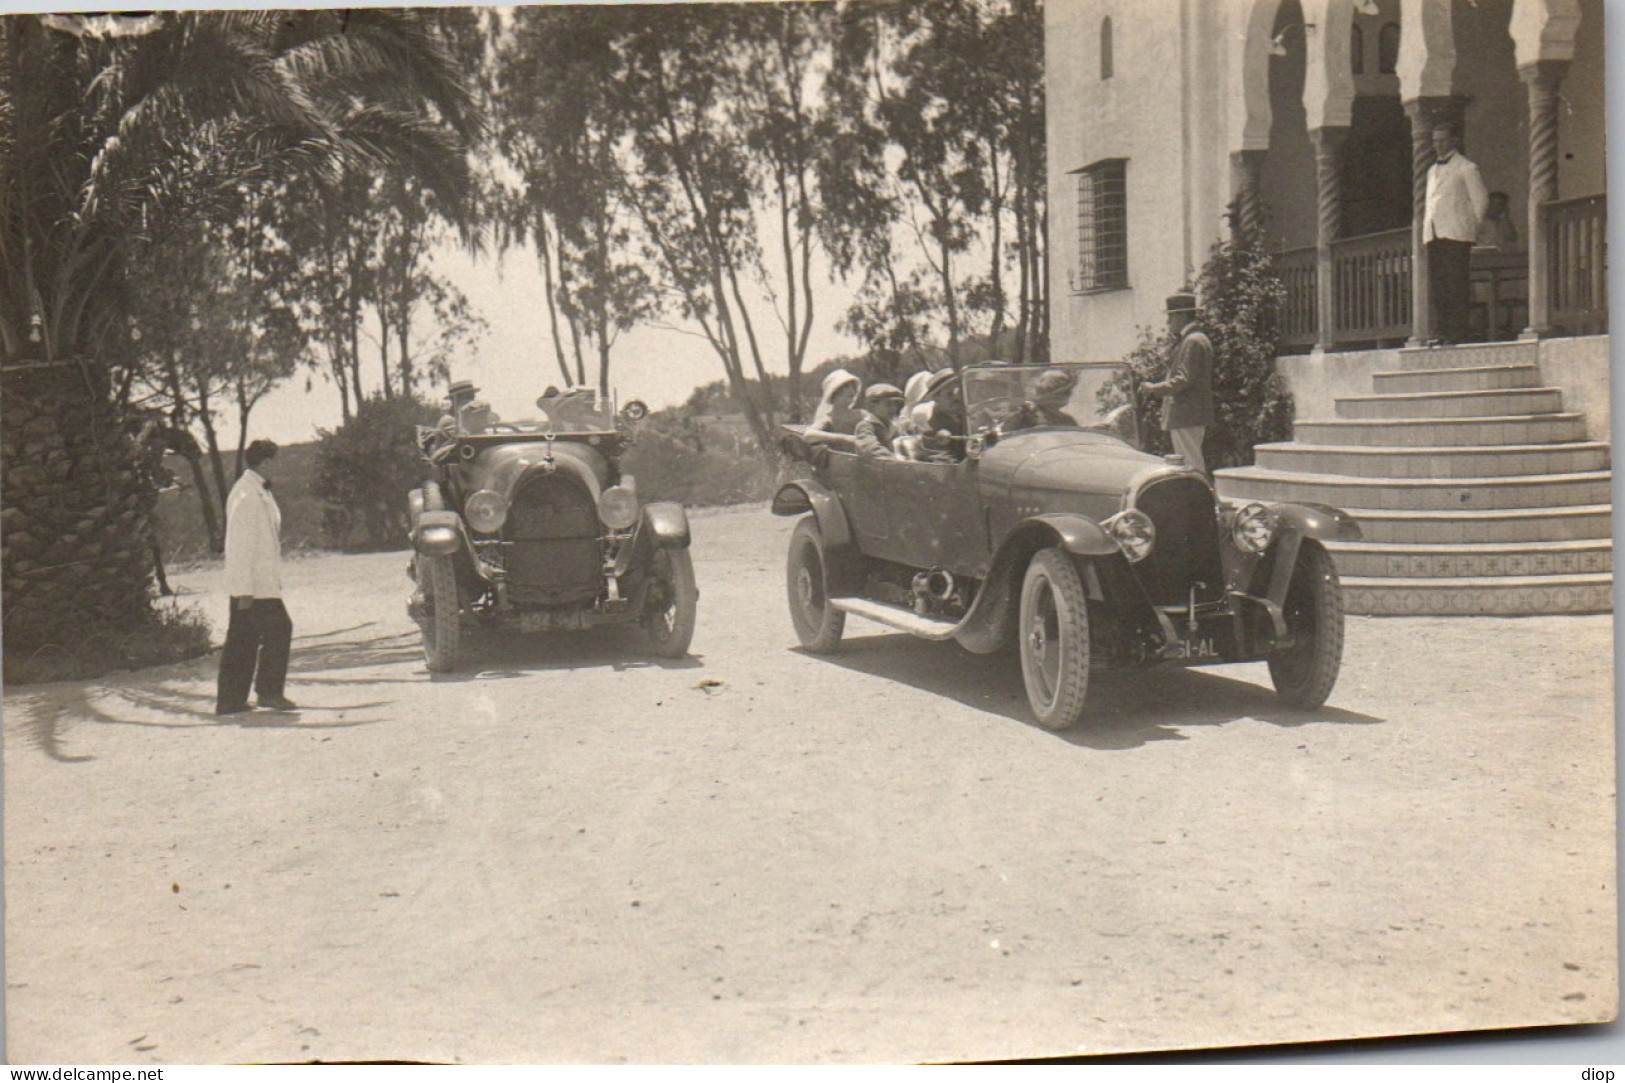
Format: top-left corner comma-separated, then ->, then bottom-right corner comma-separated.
216,439 -> 296,715
1424,124 -> 1489,345
1144,291 -> 1214,475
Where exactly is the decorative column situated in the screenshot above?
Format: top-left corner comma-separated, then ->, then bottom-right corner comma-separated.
1228,149 -> 1267,240
1311,127 -> 1348,352
1404,97 -> 1455,346
1520,59 -> 1570,338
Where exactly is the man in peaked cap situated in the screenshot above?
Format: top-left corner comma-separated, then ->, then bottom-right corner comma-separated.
1143,291 -> 1214,474
854,382 -> 906,459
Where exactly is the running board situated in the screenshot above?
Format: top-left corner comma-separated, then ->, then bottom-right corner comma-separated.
829,596 -> 962,640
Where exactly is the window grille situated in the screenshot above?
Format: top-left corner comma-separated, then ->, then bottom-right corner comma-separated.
1074,159 -> 1128,291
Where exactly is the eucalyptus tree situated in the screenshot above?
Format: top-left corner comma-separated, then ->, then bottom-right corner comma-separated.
826,0 -> 1047,369
0,9 -> 482,664
496,3 -> 656,396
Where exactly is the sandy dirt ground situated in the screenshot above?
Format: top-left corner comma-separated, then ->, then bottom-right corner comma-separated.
3,507 -> 1617,1064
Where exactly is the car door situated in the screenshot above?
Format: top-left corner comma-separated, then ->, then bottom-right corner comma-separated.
870,456 -> 991,577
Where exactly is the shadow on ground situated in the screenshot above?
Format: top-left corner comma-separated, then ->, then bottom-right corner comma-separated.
417,624 -> 705,684
811,632 -> 1385,751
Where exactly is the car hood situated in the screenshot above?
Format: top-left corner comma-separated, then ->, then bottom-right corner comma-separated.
460,440 -> 612,500
981,431 -> 1181,506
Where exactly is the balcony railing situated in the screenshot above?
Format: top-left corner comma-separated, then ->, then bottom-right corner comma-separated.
1276,245 -> 1316,349
1332,227 -> 1412,346
1275,194 -> 1606,348
1547,194 -> 1607,336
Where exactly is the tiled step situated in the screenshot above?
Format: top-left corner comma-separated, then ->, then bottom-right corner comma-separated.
1325,538 -> 1612,578
1373,364 -> 1541,394
1294,414 -> 1588,447
1215,466 -> 1611,511
1342,573 -> 1613,616
1255,441 -> 1610,479
1325,504 -> 1613,545
1395,341 -> 1540,371
1336,387 -> 1564,419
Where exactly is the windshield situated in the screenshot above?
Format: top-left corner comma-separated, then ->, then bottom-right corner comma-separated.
961,363 -> 1139,446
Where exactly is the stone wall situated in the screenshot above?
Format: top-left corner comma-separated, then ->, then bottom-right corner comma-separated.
2,362 -> 156,675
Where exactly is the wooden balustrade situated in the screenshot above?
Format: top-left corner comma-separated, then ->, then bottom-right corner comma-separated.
1546,194 -> 1608,336
1275,246 -> 1317,350
1331,228 -> 1412,346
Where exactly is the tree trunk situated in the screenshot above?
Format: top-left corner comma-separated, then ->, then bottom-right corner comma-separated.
0,363 -> 157,678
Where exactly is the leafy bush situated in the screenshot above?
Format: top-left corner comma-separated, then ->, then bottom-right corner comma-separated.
5,596 -> 213,684
1123,231 -> 1295,468
311,394 -> 439,551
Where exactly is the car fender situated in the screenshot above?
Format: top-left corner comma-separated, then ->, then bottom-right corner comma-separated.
771,479 -> 866,593
1267,501 -> 1362,544
954,514 -> 1127,655
412,509 -> 469,557
641,501 -> 691,549
1246,503 -> 1360,610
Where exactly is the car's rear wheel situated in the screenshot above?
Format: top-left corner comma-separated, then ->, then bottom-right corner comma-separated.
420,552 -> 461,673
643,546 -> 699,658
787,518 -> 845,653
1267,540 -> 1345,708
1018,547 -> 1091,730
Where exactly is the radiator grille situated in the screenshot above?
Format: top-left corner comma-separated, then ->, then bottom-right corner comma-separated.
504,475 -> 601,605
1133,476 -> 1223,608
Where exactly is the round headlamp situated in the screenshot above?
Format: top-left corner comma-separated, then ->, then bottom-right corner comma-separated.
464,489 -> 509,534
598,484 -> 639,531
1231,502 -> 1277,555
1103,507 -> 1156,563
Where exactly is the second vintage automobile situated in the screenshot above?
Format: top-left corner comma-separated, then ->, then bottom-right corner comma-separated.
774,361 -> 1362,731
406,384 -> 697,671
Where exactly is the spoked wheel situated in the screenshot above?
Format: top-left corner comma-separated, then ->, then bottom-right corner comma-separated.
786,518 -> 846,653
419,552 -> 462,673
1267,540 -> 1345,709
1017,547 -> 1091,731
643,546 -> 699,658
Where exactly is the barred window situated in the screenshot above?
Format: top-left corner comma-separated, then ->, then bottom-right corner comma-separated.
1073,158 -> 1128,292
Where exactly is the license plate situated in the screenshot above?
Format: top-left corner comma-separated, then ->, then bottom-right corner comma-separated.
1172,636 -> 1220,660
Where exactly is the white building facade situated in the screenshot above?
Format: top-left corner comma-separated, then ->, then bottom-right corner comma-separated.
1047,0 -> 1606,360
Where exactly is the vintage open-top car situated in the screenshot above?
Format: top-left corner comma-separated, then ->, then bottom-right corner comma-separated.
406,386 -> 697,671
773,361 -> 1362,730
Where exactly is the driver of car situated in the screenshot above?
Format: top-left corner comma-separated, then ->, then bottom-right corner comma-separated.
1025,368 -> 1080,428
918,369 -> 967,461
854,383 -> 906,459
458,399 -> 498,434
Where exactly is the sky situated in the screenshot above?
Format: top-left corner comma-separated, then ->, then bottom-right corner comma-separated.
226,212 -> 863,449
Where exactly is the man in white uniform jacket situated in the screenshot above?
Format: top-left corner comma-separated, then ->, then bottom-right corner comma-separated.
216,439 -> 296,714
1423,124 -> 1489,344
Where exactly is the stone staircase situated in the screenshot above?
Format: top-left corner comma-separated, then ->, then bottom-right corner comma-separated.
1215,341 -> 1613,615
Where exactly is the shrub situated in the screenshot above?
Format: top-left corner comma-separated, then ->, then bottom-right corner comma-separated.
311,395 -> 440,551
1122,230 -> 1295,468
4,596 -> 213,684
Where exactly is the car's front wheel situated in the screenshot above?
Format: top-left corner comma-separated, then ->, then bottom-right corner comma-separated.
419,552 -> 461,673
786,518 -> 845,653
1017,547 -> 1091,730
1267,539 -> 1345,708
643,546 -> 699,658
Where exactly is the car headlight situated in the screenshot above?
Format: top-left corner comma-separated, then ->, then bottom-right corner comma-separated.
1231,502 -> 1277,555
464,489 -> 509,534
598,484 -> 639,531
1103,508 -> 1156,563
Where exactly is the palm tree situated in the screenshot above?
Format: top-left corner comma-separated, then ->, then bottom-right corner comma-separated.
0,9 -> 484,675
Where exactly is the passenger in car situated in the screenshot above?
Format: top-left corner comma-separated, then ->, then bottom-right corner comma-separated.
854,383 -> 906,458
918,369 -> 967,461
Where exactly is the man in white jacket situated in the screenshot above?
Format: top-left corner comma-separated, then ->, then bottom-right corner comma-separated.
215,439 -> 296,714
1423,124 -> 1489,344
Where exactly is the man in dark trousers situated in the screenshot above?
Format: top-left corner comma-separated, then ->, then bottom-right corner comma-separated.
1144,291 -> 1214,474
216,439 -> 296,715
1423,124 -> 1489,344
